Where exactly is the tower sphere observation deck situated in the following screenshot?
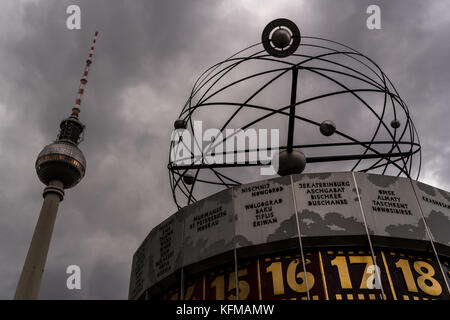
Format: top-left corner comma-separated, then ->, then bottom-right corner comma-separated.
36,111 -> 87,189
36,139 -> 86,189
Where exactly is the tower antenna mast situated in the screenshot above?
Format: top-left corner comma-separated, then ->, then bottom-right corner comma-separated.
72,31 -> 98,118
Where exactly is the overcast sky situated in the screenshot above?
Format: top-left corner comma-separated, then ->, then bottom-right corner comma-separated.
0,0 -> 449,299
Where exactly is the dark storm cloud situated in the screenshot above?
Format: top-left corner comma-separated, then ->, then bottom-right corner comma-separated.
0,0 -> 448,299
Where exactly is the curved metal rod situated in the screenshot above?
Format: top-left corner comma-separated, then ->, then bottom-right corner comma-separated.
169,35 -> 421,207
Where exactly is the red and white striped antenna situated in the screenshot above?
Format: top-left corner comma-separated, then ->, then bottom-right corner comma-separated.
71,31 -> 99,117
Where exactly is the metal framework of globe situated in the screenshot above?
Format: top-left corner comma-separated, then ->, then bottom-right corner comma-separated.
168,19 -> 421,209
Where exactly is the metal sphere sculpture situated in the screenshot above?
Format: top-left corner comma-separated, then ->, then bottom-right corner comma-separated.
320,120 -> 336,137
277,149 -> 306,176
168,18 -> 421,209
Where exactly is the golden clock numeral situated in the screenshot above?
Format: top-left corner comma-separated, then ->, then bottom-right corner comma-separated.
228,269 -> 250,300
331,256 -> 352,289
331,255 -> 378,290
395,258 -> 442,296
395,259 -> 418,293
210,274 -> 225,300
267,261 -> 285,295
349,255 -> 374,289
413,261 -> 442,296
286,259 -> 315,293
210,269 -> 251,300
267,259 -> 315,296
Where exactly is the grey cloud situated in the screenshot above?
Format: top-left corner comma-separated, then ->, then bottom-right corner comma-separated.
0,0 -> 448,299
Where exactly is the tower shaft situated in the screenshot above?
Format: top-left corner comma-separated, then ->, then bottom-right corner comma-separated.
14,180 -> 64,300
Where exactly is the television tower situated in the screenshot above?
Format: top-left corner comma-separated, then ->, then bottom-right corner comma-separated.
14,31 -> 99,300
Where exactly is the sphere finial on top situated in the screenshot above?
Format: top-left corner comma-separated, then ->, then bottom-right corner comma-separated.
271,28 -> 291,48
261,18 -> 301,58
